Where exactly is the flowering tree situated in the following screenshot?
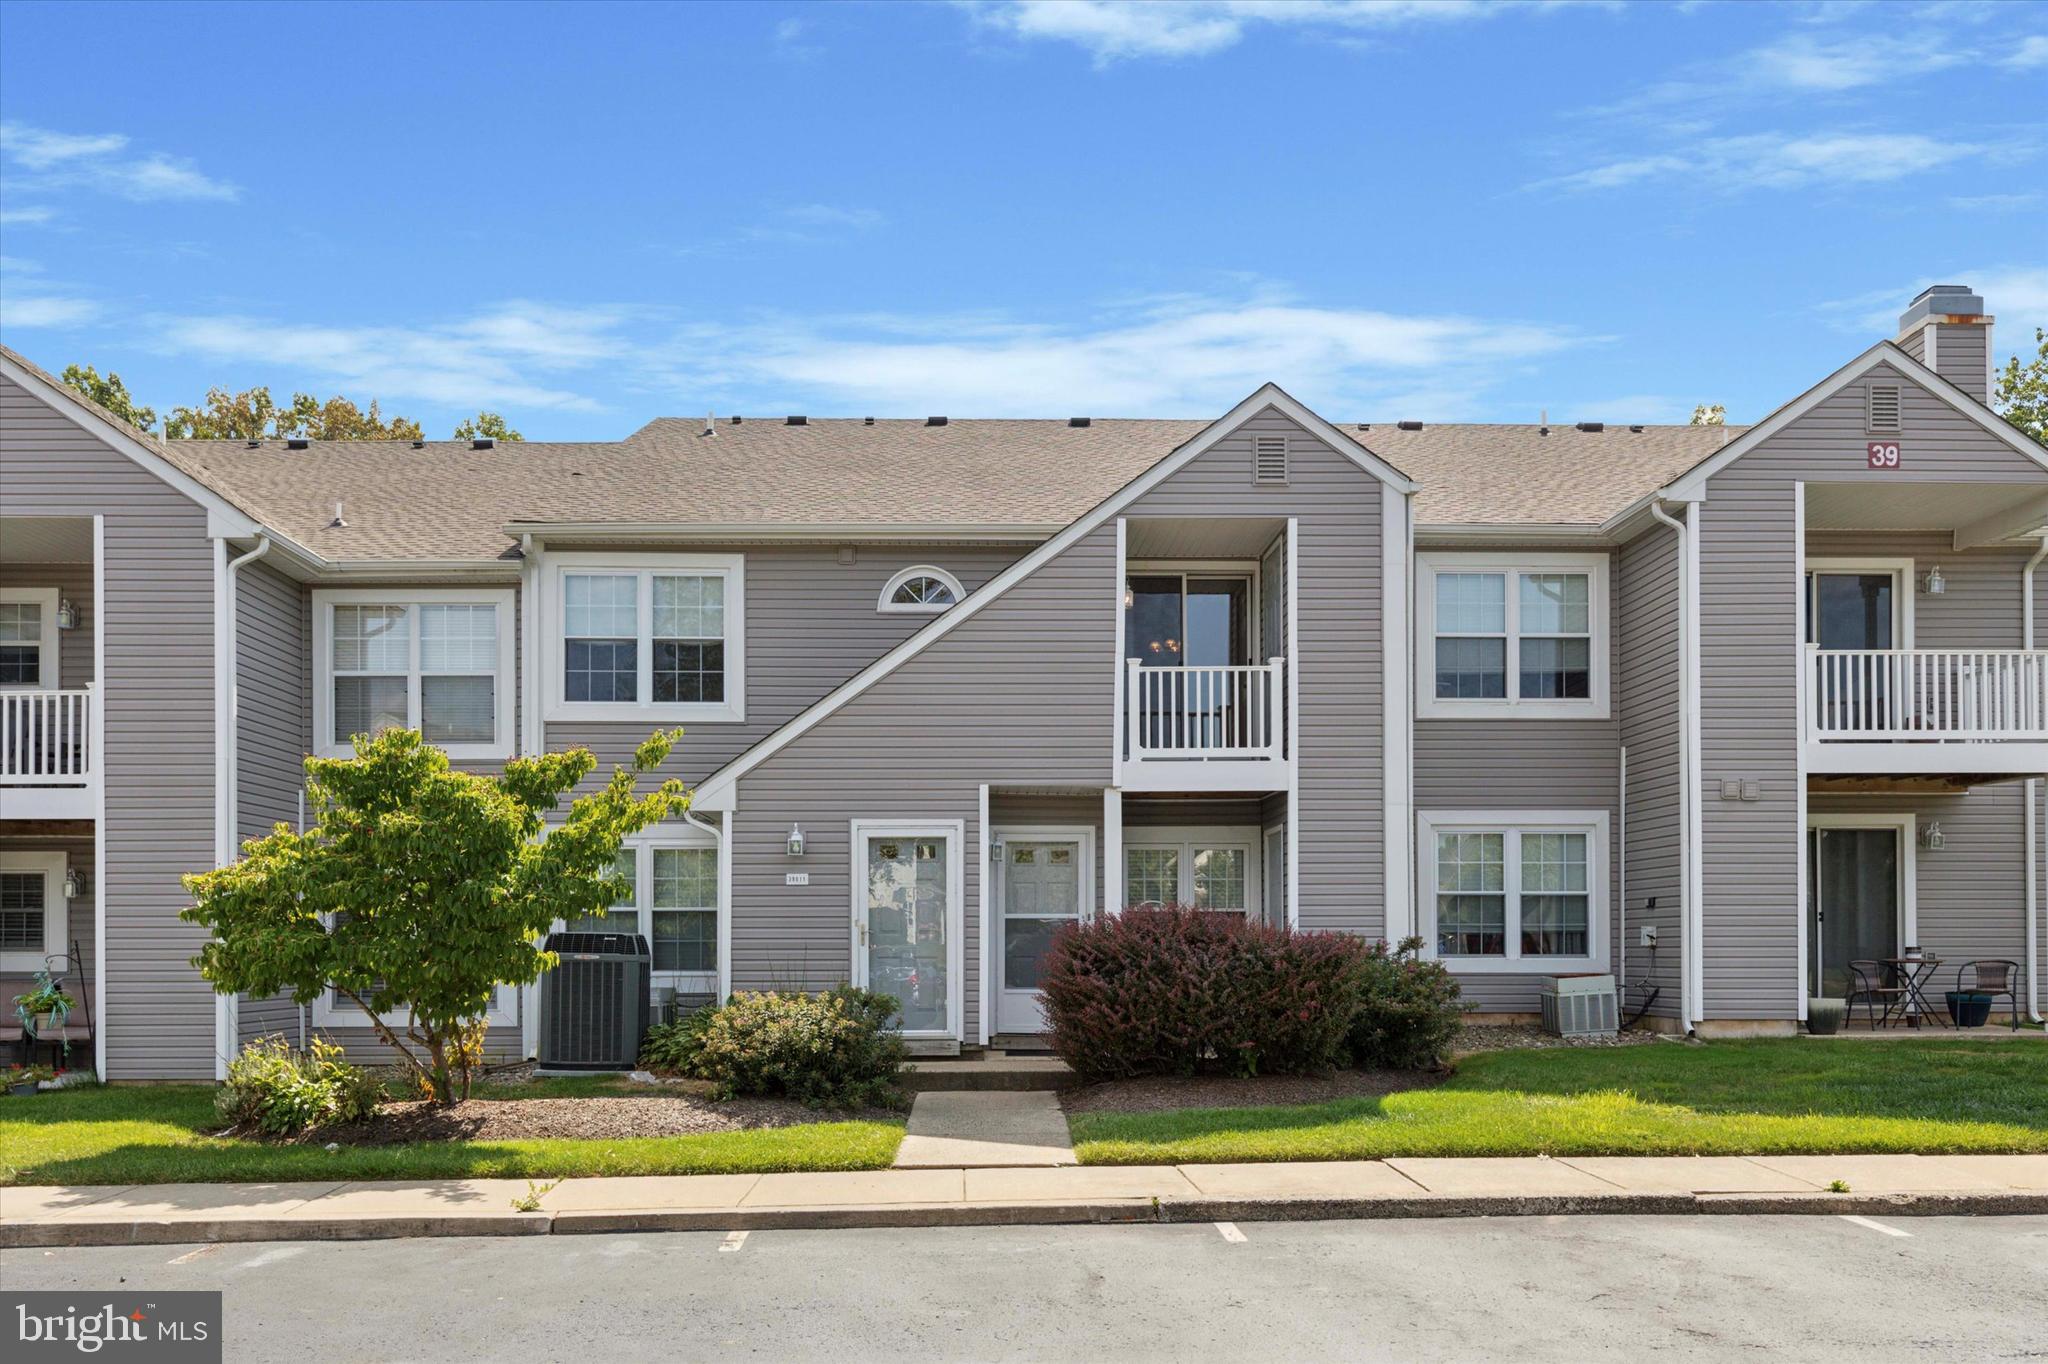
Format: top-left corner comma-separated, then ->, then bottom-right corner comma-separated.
183,728 -> 685,1104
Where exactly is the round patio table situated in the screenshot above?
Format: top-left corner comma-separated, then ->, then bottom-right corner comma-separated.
1881,956 -> 1947,1027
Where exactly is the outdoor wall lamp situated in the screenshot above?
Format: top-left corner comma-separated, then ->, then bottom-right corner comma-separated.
63,867 -> 86,899
1921,565 -> 1946,595
787,824 -> 806,857
56,599 -> 78,629
1921,821 -> 1945,852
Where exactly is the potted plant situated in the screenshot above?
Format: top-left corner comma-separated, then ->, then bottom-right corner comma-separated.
1944,991 -> 1993,1028
6,1064 -> 54,1097
1806,997 -> 1847,1035
14,974 -> 76,1037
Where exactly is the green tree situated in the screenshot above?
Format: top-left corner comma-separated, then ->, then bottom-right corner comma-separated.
1689,403 -> 1726,426
453,411 -> 524,442
164,386 -> 423,440
182,728 -> 686,1104
1992,326 -> 2048,446
60,364 -> 157,432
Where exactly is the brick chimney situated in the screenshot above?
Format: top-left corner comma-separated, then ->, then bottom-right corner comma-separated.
1896,284 -> 1992,404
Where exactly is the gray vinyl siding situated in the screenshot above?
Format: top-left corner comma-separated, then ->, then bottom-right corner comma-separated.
1,371 -> 219,1078
1908,324 -> 1992,404
1128,409 -> 1385,935
1617,527 -> 1684,1020
0,560 -> 92,689
1698,360 -> 2048,1020
735,525 -> 1118,1036
546,544 -> 1021,791
1414,550 -> 1622,1013
0,836 -> 95,1026
235,559 -> 307,1046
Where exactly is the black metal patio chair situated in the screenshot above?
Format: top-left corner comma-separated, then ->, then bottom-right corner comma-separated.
1953,959 -> 2022,1032
1845,959 -> 1906,1030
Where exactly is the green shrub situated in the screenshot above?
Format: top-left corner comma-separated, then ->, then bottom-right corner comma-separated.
639,1003 -> 718,1073
217,1035 -> 383,1136
1348,937 -> 1464,1071
691,987 -> 906,1108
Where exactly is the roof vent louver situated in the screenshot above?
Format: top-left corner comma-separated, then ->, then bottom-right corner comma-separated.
1068,416 -> 1091,428
1866,383 -> 1902,433
864,416 -> 875,426
245,438 -> 261,448
1396,420 -> 1424,431
1253,434 -> 1289,485
411,439 -> 424,449
730,415 -> 743,424
1576,421 -> 1604,433
286,437 -> 310,451
786,415 -> 807,426
1628,424 -> 1644,433
926,416 -> 948,426
471,436 -> 495,450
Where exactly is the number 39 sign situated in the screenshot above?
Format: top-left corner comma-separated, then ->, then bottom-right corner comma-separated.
1866,440 -> 1902,469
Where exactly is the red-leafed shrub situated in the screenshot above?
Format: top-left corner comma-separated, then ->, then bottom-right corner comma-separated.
1039,906 -> 1371,1081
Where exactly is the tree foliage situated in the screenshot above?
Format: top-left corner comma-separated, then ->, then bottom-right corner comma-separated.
61,364 -> 157,433
1993,326 -> 2048,446
453,411 -> 524,442
1689,403 -> 1726,426
163,386 -> 424,441
182,728 -> 686,1104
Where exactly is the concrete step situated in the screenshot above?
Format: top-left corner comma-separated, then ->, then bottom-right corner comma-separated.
900,1055 -> 1073,1092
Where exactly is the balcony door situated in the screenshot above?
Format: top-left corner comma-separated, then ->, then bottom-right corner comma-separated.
1126,571 -> 1252,751
1806,816 -> 1914,1000
1805,561 -> 1911,737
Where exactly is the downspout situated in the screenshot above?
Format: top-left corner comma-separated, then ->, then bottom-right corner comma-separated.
2026,535 -> 2046,1025
215,534 -> 271,1077
682,807 -> 727,1006
1618,744 -> 1628,994
1649,501 -> 1699,1032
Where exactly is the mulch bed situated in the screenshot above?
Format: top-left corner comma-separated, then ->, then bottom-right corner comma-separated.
1059,1068 -> 1440,1115
1454,1023 -> 1674,1055
305,1094 -> 897,1146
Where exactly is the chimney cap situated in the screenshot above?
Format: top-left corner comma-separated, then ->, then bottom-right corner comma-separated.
1900,283 -> 1987,332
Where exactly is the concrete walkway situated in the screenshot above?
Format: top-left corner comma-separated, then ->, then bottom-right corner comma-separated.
4,1154 -> 2046,1248
894,1092 -> 1077,1168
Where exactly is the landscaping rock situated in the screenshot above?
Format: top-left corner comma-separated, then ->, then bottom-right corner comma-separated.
311,1094 -> 897,1146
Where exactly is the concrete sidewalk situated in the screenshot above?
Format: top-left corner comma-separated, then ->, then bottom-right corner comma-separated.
5,1154 -> 2046,1248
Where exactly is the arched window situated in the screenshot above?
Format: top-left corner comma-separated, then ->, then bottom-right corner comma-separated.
879,565 -> 965,614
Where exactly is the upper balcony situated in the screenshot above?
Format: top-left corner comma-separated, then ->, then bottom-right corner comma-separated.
1805,647 -> 2046,775
2,516 -> 97,821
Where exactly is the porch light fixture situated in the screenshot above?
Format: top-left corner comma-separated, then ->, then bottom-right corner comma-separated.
1921,565 -> 1946,595
63,868 -> 86,899
55,599 -> 78,630
1921,821 -> 1945,852
786,824 -> 805,857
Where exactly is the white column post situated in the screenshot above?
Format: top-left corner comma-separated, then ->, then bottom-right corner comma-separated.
1103,787 -> 1123,916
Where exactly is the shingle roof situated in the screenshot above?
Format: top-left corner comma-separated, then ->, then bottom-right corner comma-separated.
143,412 -> 1742,563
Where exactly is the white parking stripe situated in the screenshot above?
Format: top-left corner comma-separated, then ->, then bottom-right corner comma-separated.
168,1244 -> 222,1265
1214,1222 -> 1247,1243
1839,1215 -> 1912,1238
720,1230 -> 749,1253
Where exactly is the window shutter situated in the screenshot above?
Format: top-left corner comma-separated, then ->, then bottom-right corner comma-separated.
1253,434 -> 1288,484
1866,384 -> 1901,432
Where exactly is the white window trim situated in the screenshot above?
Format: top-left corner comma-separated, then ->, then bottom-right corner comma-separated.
0,586 -> 60,691
1806,812 -> 1918,998
1415,551 -> 1610,720
589,827 -> 722,996
1416,808 -> 1610,974
0,849 -> 68,972
877,564 -> 965,615
312,587 -> 516,760
541,551 -> 746,724
1803,557 -> 1915,650
850,818 -> 966,1041
1120,824 -> 1263,916
312,982 -> 518,1030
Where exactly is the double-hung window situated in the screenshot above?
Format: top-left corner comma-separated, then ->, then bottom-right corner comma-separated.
1417,810 -> 1608,971
547,554 -> 745,722
314,589 -> 515,759
1122,828 -> 1260,917
1417,553 -> 1608,718
0,587 -> 59,689
0,851 -> 66,972
577,839 -> 721,987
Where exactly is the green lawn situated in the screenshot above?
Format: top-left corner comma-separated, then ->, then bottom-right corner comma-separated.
0,1084 -> 904,1186
1070,1038 -> 2048,1165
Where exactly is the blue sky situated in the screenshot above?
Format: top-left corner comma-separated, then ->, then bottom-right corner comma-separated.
1,0 -> 2042,439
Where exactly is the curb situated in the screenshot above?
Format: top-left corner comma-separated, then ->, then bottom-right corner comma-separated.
5,1190 -> 2044,1249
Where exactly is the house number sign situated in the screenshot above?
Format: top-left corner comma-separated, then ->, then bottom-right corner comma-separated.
1866,440 -> 1902,469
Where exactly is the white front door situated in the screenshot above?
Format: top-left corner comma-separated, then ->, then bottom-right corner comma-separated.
852,822 -> 963,1041
994,831 -> 1091,1035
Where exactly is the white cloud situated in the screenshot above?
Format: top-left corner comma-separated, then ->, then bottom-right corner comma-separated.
150,302 -> 643,411
656,294 -> 1586,417
1747,33 -> 1968,91
0,205 -> 57,225
960,0 -> 1531,64
1821,266 -> 2048,352
1948,191 -> 2042,211
781,204 -> 885,230
1533,130 -> 1992,193
0,294 -> 100,328
0,122 -> 238,202
2003,33 -> 2048,68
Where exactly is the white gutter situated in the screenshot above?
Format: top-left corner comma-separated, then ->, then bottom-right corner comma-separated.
2026,535 -> 2047,1025
682,808 -> 730,1006
214,534 -> 271,1078
501,521 -> 1061,545
1618,744 -> 1628,994
1649,500 -> 1702,1032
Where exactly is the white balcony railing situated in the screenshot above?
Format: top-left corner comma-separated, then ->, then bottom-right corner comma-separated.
1807,648 -> 2048,742
1,687 -> 94,783
1126,659 -> 1284,763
